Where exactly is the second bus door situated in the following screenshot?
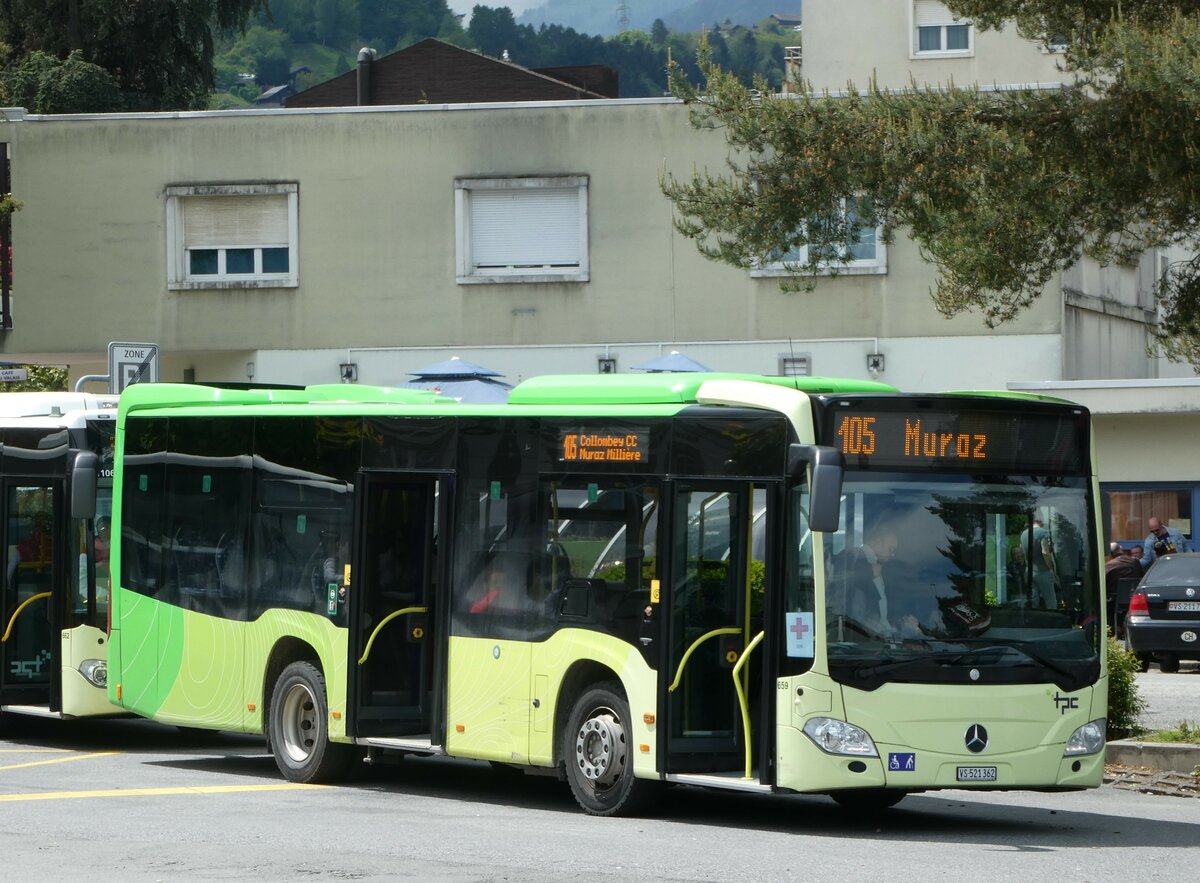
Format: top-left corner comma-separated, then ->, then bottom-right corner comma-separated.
347,474 -> 444,739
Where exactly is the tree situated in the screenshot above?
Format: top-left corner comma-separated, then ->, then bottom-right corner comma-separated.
651,18 -> 669,46
2,364 -> 68,392
0,0 -> 267,111
661,3 -> 1200,368
1,49 -> 122,113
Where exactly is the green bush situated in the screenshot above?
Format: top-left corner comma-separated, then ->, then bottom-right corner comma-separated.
1107,634 -> 1146,739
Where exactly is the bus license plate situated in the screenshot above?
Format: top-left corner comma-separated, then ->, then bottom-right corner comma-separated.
1168,601 -> 1200,611
957,766 -> 997,782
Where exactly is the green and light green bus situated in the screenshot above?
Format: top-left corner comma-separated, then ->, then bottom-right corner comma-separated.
1,393 -> 118,725
107,374 -> 1107,814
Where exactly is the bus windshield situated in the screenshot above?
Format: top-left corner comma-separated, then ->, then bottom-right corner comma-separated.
824,472 -> 1100,692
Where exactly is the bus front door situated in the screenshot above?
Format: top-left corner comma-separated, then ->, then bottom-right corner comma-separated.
1,481 -> 62,711
348,474 -> 444,739
662,482 -> 757,775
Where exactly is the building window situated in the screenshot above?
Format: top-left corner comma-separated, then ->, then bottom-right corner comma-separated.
752,197 -> 886,278
1106,487 -> 1193,546
914,1 -> 972,56
166,183 -> 298,290
455,176 -> 589,284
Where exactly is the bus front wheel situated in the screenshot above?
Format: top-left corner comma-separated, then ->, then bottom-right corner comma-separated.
562,681 -> 654,816
268,661 -> 353,784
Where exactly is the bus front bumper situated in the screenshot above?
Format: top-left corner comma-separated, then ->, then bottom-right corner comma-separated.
775,723 -> 1105,794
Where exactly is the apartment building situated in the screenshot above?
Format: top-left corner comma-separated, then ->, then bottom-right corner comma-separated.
0,5 -> 1195,537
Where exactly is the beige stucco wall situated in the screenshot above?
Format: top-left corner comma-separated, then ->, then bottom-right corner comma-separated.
0,96 -> 1062,391
802,0 -> 1066,93
1093,413 -> 1199,484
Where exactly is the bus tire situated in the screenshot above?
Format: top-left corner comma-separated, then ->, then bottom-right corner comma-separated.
269,661 -> 353,784
830,788 -> 906,811
562,681 -> 654,817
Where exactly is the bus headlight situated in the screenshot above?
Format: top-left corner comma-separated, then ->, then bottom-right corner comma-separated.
79,659 -> 107,688
1064,719 -> 1106,756
803,717 -> 879,757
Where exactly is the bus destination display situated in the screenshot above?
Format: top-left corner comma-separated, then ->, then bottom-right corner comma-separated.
558,428 -> 649,463
824,406 -> 1086,473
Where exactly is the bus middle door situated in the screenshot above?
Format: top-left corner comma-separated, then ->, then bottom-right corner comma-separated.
347,473 -> 444,740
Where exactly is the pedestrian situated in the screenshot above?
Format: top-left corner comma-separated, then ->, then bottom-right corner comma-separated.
1018,517 -> 1057,610
1139,516 -> 1190,571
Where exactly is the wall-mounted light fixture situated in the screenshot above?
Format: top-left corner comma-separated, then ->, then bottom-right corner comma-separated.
339,362 -> 358,383
245,361 -> 255,380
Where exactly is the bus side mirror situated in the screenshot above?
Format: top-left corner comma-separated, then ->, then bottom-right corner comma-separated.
71,451 -> 98,520
788,444 -> 843,533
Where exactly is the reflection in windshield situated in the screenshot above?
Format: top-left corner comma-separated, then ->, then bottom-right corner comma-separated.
824,473 -> 1100,690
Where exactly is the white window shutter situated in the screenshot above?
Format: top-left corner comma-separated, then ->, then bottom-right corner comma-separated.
183,194 -> 289,248
469,188 -> 581,268
914,0 -> 954,26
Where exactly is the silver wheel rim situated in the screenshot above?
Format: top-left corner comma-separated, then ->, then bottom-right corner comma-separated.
280,681 -> 319,764
575,705 -> 627,790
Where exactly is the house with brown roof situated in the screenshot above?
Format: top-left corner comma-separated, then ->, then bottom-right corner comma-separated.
286,38 -> 618,108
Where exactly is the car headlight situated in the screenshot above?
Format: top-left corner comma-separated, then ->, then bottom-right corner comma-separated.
1064,719 -> 1106,756
79,658 -> 107,688
803,717 -> 879,757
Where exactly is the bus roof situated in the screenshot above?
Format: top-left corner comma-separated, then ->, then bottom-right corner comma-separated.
507,373 -> 898,405
116,374 -> 899,418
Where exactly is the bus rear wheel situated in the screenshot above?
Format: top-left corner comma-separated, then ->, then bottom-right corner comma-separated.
562,682 -> 654,817
269,661 -> 353,784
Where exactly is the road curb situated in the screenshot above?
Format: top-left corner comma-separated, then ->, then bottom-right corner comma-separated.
1106,740 -> 1200,774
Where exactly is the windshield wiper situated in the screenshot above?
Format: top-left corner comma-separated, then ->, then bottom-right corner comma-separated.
852,648 -> 953,678
947,638 -> 1081,683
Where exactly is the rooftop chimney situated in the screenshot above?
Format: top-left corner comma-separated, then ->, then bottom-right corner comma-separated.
357,47 -> 377,105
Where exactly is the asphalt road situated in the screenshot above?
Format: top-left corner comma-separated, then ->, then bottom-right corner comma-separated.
1134,662 -> 1200,732
1,716 -> 1198,882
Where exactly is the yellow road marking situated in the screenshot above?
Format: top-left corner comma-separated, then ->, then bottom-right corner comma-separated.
0,783 -> 326,802
0,751 -> 120,771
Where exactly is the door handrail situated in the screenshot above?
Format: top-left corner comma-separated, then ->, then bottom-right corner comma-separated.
357,605 -> 428,665
1,591 -> 51,643
732,630 -> 764,780
667,626 -> 739,693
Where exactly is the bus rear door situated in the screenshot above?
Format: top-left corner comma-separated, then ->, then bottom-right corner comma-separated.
347,473 -> 445,740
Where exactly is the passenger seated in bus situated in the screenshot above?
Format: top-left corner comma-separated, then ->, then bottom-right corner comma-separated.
468,553 -> 538,616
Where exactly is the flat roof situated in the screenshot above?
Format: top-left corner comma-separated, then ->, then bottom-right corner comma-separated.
1007,378 -> 1200,415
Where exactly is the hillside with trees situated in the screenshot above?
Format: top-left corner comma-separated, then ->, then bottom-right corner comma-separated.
213,2 -> 799,106
0,2 -> 799,111
518,0 -> 800,38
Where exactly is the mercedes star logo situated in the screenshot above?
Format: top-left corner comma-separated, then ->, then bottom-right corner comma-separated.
965,724 -> 989,753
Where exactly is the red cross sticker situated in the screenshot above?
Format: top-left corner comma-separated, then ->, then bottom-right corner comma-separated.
790,617 -> 810,641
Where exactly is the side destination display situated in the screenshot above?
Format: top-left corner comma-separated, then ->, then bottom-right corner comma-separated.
558,428 -> 649,463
